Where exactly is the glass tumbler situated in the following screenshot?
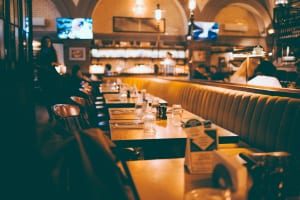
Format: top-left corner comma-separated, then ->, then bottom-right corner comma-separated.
143,111 -> 156,135
172,104 -> 183,126
135,101 -> 144,119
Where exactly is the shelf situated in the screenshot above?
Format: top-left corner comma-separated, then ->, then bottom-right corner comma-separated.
90,48 -> 187,59
91,57 -> 186,60
94,46 -> 185,50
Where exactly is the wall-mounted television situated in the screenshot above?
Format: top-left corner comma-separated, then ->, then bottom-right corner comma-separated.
191,21 -> 219,40
56,18 -> 93,39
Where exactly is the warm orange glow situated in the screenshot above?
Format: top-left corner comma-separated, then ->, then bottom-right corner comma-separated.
122,65 -> 153,74
154,4 -> 162,21
89,64 -> 104,74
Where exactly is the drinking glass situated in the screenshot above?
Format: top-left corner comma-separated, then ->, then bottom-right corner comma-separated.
143,111 -> 156,135
152,97 -> 160,118
141,89 -> 147,101
119,89 -> 127,101
172,104 -> 183,126
152,97 -> 160,107
135,101 -> 144,119
131,85 -> 138,97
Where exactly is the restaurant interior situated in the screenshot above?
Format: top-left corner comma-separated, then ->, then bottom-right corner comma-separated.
1,0 -> 300,199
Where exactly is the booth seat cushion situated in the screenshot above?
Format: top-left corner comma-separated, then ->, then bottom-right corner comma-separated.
118,77 -> 300,156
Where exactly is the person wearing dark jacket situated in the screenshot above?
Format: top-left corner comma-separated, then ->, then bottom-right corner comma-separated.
37,36 -> 68,120
38,36 -> 59,69
69,64 -> 91,94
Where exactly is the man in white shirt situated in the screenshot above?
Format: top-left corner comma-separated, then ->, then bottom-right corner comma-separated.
248,75 -> 282,88
163,52 -> 176,75
247,60 -> 282,88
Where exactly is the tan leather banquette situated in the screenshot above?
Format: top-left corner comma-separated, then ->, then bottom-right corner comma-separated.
108,77 -> 300,156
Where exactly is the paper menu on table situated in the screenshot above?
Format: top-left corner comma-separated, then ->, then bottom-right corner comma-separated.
184,126 -> 218,174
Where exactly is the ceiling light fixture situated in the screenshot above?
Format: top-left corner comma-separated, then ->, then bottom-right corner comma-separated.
188,0 -> 196,11
133,0 -> 145,16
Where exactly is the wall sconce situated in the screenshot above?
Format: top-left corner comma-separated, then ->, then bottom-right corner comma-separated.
187,0 -> 197,40
154,4 -> 162,21
187,13 -> 195,40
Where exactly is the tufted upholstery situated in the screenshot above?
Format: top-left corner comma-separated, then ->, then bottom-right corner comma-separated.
112,77 -> 300,157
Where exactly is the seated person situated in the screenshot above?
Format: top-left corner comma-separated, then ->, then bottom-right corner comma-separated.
104,63 -> 113,76
69,65 -> 90,93
164,52 -> 176,75
154,64 -> 159,75
192,64 -> 210,80
210,65 -> 225,81
248,60 -> 282,88
75,65 -> 90,81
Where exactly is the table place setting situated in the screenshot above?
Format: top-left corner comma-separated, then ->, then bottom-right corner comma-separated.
107,98 -> 122,102
109,108 -> 141,120
110,108 -> 136,115
110,120 -> 144,129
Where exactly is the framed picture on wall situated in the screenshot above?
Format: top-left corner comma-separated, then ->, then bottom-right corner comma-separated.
69,47 -> 86,61
113,16 -> 165,33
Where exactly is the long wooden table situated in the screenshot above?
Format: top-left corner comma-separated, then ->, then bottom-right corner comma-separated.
104,93 -> 168,108
109,108 -> 239,145
127,157 -> 300,200
104,93 -> 137,108
109,108 -> 140,120
109,108 -> 239,158
127,158 -> 211,200
99,83 -> 120,94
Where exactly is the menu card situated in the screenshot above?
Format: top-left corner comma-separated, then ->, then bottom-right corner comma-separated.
184,126 -> 218,174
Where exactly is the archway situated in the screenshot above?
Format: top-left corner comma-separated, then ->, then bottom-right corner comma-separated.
199,0 -> 272,36
51,0 -> 99,17
32,0 -> 61,31
91,0 -> 188,35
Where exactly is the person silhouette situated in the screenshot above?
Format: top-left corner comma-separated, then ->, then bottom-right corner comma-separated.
104,63 -> 113,76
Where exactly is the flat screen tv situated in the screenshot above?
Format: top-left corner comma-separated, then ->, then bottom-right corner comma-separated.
191,21 -> 219,40
56,18 -> 93,39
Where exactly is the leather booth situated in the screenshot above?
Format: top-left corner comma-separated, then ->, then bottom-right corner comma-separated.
110,77 -> 300,157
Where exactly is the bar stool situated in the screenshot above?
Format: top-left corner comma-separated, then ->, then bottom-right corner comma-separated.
70,96 -> 92,128
79,88 -> 95,105
52,104 -> 84,132
78,88 -> 109,130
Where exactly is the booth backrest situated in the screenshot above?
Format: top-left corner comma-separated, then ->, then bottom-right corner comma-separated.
118,77 -> 300,156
